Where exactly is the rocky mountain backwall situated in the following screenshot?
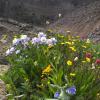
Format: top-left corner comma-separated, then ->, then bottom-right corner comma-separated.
0,0 -> 96,25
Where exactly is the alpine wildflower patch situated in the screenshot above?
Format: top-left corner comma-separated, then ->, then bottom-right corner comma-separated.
2,32 -> 100,100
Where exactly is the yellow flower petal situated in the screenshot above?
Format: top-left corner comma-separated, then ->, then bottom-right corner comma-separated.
86,57 -> 91,62
70,73 -> 76,76
65,42 -> 72,45
69,47 -> 76,52
67,60 -> 73,66
42,64 -> 52,74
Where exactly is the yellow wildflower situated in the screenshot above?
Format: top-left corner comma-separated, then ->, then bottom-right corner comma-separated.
69,47 -> 76,52
65,42 -> 72,45
67,60 -> 73,66
70,73 -> 76,76
42,64 -> 52,74
86,57 -> 91,62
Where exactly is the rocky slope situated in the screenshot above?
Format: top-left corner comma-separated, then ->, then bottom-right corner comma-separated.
48,0 -> 100,35
0,0 -> 99,33
0,0 -> 74,25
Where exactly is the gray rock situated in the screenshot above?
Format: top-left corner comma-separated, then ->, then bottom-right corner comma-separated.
0,58 -> 8,65
0,79 -> 7,100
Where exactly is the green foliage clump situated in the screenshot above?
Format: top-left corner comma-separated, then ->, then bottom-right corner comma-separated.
1,32 -> 100,100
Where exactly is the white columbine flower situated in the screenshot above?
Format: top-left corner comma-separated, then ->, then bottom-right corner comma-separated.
51,38 -> 57,45
40,37 -> 47,44
13,38 -> 20,45
22,37 -> 30,44
20,35 -> 30,45
31,37 -> 40,44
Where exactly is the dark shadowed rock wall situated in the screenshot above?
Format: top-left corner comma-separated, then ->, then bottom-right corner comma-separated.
0,0 -> 97,25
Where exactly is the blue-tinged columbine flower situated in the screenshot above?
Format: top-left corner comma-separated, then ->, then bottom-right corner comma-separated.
46,38 -> 57,46
9,47 -> 15,52
13,38 -> 21,46
38,32 -> 46,38
19,35 -> 30,46
31,37 -> 40,44
50,38 -> 57,45
66,86 -> 76,95
54,92 -> 60,98
21,37 -> 30,45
